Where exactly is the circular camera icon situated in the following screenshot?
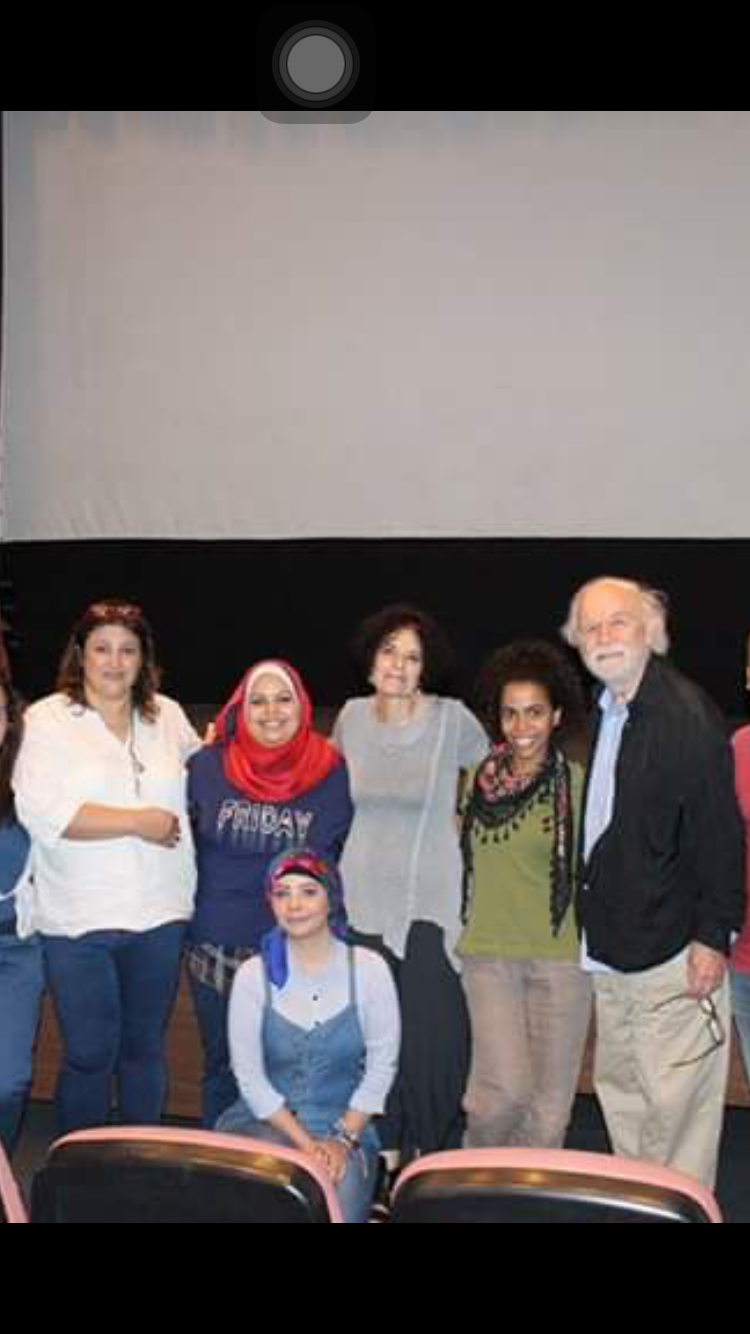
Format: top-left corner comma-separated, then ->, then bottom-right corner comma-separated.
273,23 -> 360,108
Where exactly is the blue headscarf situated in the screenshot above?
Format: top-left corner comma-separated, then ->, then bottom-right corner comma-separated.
261,847 -> 349,990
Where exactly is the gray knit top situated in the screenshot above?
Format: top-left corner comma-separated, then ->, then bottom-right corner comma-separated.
333,697 -> 488,971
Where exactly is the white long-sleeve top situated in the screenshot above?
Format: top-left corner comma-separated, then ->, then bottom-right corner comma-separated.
13,692 -> 200,938
228,942 -> 401,1122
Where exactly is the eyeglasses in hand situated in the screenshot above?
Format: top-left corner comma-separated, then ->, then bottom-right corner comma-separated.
652,992 -> 726,1069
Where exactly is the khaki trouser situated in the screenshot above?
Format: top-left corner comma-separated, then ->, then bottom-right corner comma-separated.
593,948 -> 730,1189
462,956 -> 592,1150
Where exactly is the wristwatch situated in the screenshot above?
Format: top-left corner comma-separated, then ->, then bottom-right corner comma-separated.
332,1119 -> 360,1153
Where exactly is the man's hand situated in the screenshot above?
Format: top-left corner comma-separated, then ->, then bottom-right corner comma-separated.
687,942 -> 727,999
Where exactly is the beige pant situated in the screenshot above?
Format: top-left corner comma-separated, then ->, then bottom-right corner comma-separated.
462,956 -> 592,1150
593,949 -> 730,1189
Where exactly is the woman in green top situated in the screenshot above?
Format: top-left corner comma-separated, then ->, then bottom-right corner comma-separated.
459,640 -> 592,1150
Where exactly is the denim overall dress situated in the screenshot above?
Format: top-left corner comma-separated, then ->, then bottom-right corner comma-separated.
220,948 -> 379,1222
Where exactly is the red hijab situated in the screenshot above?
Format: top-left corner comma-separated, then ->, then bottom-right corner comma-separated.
213,661 -> 342,803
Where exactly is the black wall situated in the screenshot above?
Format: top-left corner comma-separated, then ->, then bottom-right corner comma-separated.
3,538 -> 748,719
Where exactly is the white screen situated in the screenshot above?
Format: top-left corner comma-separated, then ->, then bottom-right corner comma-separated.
4,110 -> 750,541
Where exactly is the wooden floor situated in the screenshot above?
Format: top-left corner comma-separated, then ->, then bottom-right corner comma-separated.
30,969 -> 750,1118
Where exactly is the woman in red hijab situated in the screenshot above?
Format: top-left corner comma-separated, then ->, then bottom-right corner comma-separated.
186,662 -> 354,1126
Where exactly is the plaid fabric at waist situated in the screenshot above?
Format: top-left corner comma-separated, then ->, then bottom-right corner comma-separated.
185,942 -> 257,995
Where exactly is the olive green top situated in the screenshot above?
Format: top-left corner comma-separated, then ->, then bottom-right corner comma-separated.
458,762 -> 584,961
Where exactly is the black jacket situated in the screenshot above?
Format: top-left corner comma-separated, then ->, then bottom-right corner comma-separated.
577,656 -> 746,972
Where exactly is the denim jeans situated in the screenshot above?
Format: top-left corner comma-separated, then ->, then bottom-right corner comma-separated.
187,969 -> 239,1128
731,967 -> 750,1086
217,1101 -> 378,1225
42,921 -> 186,1134
0,934 -> 45,1155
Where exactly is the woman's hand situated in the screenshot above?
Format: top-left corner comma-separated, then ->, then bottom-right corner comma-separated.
312,1139 -> 350,1185
134,808 -> 182,847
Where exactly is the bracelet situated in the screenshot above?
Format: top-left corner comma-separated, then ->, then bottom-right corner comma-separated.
332,1120 -> 360,1153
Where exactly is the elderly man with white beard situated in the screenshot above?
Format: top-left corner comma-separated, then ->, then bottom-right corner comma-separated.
563,577 -> 745,1188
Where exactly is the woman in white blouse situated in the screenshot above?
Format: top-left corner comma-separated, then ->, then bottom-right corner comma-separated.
14,601 -> 199,1133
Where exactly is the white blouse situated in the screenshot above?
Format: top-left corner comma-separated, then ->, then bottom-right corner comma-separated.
14,693 -> 200,938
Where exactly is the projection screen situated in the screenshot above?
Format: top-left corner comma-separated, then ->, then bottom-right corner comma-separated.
3,110 -> 750,541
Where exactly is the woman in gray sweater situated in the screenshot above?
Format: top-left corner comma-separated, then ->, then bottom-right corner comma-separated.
334,605 -> 488,1165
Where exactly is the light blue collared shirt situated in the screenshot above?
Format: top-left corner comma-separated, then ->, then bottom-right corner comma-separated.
582,688 -> 630,972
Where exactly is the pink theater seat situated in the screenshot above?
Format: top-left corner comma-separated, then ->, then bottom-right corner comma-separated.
0,1141 -> 28,1224
30,1127 -> 344,1224
390,1148 -> 723,1224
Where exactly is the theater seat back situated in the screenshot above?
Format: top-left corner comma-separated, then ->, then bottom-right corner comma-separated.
31,1128 -> 343,1224
390,1148 -> 722,1224
0,1142 -> 28,1224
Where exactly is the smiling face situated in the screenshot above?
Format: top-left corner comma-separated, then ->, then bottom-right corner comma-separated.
244,672 -> 302,749
499,679 -> 561,776
370,625 -> 424,700
575,581 -> 652,700
268,872 -> 330,940
82,624 -> 143,707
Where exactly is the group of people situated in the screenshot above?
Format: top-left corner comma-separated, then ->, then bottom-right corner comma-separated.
0,578 -> 747,1220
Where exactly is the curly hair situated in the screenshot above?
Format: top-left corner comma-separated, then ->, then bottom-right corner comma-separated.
57,601 -> 162,722
474,639 -> 588,749
0,672 -> 24,824
352,603 -> 455,693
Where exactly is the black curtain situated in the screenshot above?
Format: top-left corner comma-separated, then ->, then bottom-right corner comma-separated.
5,536 -> 749,721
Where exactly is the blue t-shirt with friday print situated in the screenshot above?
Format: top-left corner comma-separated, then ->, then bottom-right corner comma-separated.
187,745 -> 353,948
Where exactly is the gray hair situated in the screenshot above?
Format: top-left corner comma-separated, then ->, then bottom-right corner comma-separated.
561,577 -> 671,656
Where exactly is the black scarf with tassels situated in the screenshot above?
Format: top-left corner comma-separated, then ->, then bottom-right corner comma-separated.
460,743 -> 574,937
